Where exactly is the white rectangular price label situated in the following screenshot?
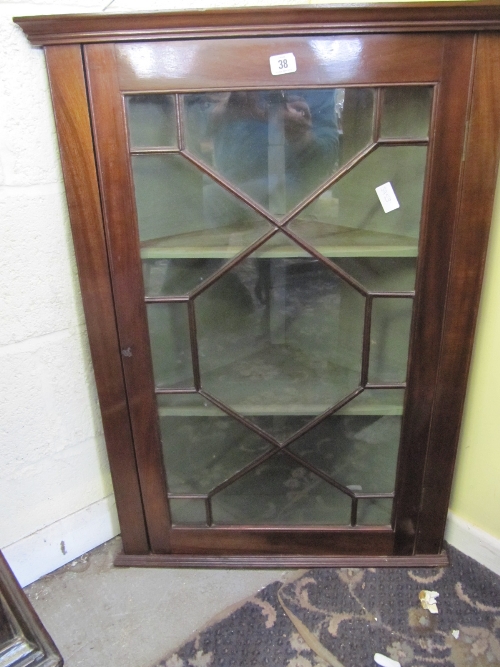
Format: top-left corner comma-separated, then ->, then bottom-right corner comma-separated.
375,182 -> 400,213
269,53 -> 297,76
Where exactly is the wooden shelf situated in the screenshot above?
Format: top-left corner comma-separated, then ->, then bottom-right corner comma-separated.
157,402 -> 403,417
140,220 -> 418,260
157,388 -> 404,418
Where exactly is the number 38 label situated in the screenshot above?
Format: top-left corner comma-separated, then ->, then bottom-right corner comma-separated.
269,53 -> 297,76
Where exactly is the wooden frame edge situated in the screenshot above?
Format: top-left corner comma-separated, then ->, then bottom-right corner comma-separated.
393,33 -> 476,556
14,2 -> 500,46
415,32 -> 500,554
83,42 -> 172,553
114,551 -> 449,568
0,551 -> 63,667
44,44 -> 150,554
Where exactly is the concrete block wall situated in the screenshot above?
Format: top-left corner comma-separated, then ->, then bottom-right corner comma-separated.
1,0 -> 499,586
0,0 -> 118,586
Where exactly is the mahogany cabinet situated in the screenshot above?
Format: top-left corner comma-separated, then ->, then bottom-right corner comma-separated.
15,3 -> 500,567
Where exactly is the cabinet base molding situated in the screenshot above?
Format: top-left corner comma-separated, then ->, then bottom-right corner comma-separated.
114,552 -> 449,569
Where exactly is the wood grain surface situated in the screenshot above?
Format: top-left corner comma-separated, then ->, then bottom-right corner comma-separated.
393,34 -> 476,556
84,43 -> 172,553
44,45 -> 150,554
115,34 -> 444,92
415,32 -> 500,554
14,3 -> 500,46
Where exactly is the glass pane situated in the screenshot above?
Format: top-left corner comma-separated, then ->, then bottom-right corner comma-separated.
195,234 -> 365,441
169,499 -> 207,525
340,88 -> 375,163
157,394 -> 272,494
369,297 -> 413,384
132,87 -> 432,530
184,90 -> 340,216
247,415 -> 313,443
142,258 -> 236,298
147,303 -> 193,388
125,94 -> 177,148
357,498 -> 393,526
290,146 -> 427,255
336,388 -> 404,416
132,154 -> 271,296
381,87 -> 433,139
329,257 -> 417,292
289,410 -> 402,494
211,452 -> 351,525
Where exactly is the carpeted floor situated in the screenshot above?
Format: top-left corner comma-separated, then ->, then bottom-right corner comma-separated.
156,546 -> 500,667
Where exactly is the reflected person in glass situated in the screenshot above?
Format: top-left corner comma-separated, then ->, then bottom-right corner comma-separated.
189,89 -> 340,222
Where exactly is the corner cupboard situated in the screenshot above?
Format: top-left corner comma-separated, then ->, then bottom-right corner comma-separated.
15,2 -> 500,567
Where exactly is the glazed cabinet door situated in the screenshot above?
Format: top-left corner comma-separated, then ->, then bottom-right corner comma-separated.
84,33 -> 474,560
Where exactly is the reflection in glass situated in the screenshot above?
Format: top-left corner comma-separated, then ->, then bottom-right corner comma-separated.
336,145 -> 426,239
291,146 -> 427,254
184,90 -> 340,216
132,154 -> 271,295
126,94 -> 177,148
288,411 -> 402,494
195,234 -> 365,441
381,87 -> 433,139
369,297 -> 413,384
157,394 -> 272,494
211,452 -> 351,525
147,303 -> 193,388
340,88 -> 375,163
169,499 -> 206,525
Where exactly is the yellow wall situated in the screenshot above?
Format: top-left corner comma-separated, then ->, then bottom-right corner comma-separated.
449,169 -> 500,539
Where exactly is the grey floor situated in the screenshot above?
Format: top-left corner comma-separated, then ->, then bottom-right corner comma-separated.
25,538 -> 287,667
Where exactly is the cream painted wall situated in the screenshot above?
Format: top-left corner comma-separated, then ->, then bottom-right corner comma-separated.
449,170 -> 500,541
0,0 -> 117,586
0,0 -> 498,584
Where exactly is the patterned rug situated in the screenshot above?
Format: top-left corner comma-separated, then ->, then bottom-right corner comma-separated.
156,547 -> 500,667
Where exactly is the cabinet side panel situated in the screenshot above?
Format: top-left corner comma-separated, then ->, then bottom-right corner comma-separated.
84,43 -> 171,553
44,45 -> 149,554
415,33 -> 500,554
393,34 -> 475,555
